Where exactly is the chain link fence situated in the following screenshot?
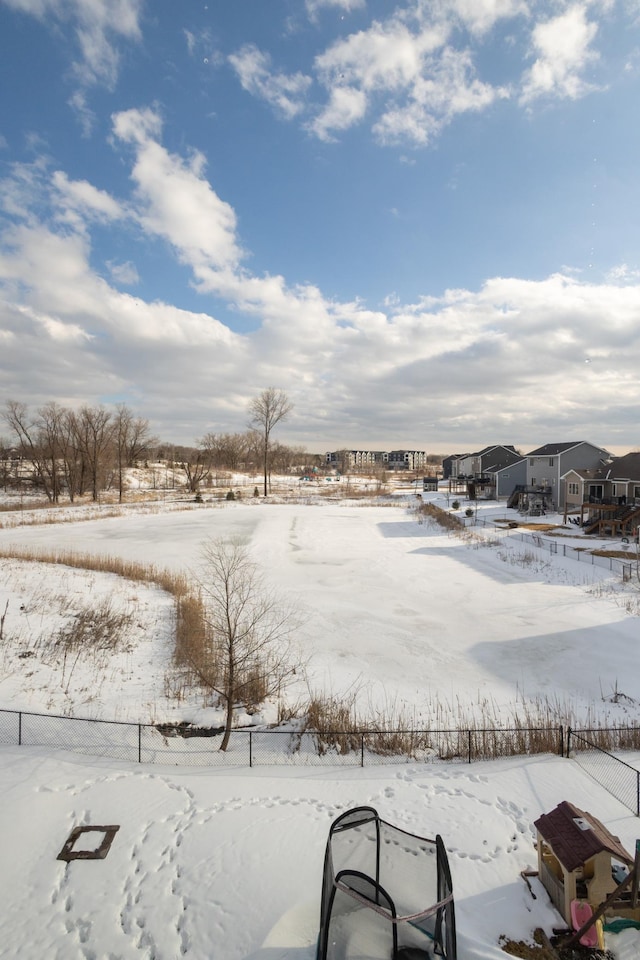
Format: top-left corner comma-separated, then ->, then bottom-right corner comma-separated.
463,516 -> 634,582
0,707 -> 565,767
568,727 -> 640,816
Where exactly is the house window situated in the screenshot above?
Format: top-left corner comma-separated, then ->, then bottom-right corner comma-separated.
529,458 -> 534,466
548,458 -> 554,466
611,484 -> 617,496
568,482 -> 579,496
634,485 -> 640,500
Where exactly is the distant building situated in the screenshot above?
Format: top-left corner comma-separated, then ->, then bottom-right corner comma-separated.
325,450 -> 386,469
386,450 -> 427,471
325,449 -> 426,471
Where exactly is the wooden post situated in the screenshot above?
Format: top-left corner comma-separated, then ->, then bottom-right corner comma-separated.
632,840 -> 640,910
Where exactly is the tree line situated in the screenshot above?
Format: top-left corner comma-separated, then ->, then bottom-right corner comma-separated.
1,389 -> 307,502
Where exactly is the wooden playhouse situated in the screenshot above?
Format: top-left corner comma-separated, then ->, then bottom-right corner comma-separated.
534,800 -> 639,924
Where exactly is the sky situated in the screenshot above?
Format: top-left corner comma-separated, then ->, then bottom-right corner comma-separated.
0,0 -> 640,454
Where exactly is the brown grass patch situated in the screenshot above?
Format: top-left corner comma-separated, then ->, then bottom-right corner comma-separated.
515,523 -> 563,532
591,548 -> 638,560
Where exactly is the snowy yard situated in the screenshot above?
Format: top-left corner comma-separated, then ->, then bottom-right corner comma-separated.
1,494 -> 640,958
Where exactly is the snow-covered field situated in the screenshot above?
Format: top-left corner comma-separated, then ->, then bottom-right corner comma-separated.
1,491 -> 640,958
1,493 -> 638,727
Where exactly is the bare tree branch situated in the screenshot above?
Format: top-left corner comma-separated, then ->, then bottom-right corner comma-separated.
248,388 -> 293,496
189,538 -> 304,750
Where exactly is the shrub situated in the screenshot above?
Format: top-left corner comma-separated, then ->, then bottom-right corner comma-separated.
451,500 -> 461,510
225,490 -> 235,501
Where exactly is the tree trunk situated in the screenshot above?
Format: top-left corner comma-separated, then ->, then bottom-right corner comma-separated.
220,699 -> 234,751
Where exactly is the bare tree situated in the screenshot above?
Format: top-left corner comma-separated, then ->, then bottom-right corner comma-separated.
2,400 -> 64,501
71,405 -> 115,502
191,538 -> 302,750
113,404 -> 156,502
248,388 -> 293,496
200,431 -> 249,472
179,441 -> 213,494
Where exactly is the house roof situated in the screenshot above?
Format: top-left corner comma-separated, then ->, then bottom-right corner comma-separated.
492,457 -> 527,475
483,449 -> 524,473
605,452 -> 640,482
560,465 -> 607,481
527,442 -> 584,457
527,441 -> 612,458
534,801 -> 633,872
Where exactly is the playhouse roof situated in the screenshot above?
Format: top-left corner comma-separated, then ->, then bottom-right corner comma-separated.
534,801 -> 633,872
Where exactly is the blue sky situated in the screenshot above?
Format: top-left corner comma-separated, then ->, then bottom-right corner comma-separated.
1,0 -> 639,454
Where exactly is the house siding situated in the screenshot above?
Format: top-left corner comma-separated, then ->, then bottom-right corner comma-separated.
526,443 -> 609,510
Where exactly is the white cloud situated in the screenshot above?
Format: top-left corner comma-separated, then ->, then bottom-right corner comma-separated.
306,0 -> 365,19
51,170 -> 124,223
266,5 -> 509,146
2,117 -> 640,447
307,85 -> 368,140
112,108 -> 243,277
67,90 -> 96,138
449,0 -> 529,37
372,47 -> 508,146
520,4 -> 600,104
228,44 -> 312,119
606,262 -> 640,282
106,260 -> 139,286
0,0 -> 143,89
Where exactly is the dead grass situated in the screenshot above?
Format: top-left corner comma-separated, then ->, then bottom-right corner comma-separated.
515,522 -> 564,532
0,545 -> 204,693
591,548 -> 638,560
413,501 -> 465,531
51,598 -> 133,653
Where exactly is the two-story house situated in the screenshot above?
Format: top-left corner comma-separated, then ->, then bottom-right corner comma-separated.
526,442 -> 611,512
563,451 -> 640,536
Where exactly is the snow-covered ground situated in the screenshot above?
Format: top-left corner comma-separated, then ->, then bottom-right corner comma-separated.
1,748 -> 639,960
1,490 -> 640,958
1,492 -> 638,727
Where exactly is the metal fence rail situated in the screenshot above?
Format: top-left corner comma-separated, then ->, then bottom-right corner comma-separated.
0,707 -> 564,767
568,727 -> 640,816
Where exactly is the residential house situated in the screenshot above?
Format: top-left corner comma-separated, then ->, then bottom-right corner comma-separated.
525,442 -> 611,511
444,445 -> 522,499
454,445 -> 519,478
563,451 -> 640,536
441,454 -> 469,480
491,457 -> 528,502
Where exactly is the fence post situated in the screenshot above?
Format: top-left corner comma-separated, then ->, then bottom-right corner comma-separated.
138,724 -> 142,763
559,725 -> 564,758
361,734 -> 364,767
18,711 -> 22,746
567,727 -> 572,757
468,730 -> 472,763
249,731 -> 253,768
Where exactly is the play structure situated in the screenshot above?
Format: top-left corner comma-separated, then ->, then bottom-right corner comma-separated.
533,800 -> 640,949
317,806 -> 456,960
